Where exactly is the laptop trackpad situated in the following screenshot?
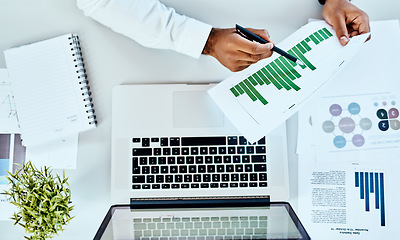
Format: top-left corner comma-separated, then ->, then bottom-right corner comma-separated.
173,91 -> 224,128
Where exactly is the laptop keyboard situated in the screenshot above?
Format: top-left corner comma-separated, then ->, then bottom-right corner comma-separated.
133,215 -> 268,239
131,136 -> 267,190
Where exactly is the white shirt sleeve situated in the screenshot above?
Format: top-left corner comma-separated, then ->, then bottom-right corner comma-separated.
76,0 -> 212,58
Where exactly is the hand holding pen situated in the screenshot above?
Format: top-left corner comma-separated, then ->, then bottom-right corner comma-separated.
236,24 -> 306,67
202,28 -> 274,72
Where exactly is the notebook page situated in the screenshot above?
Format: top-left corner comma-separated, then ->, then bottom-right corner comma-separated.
4,34 -> 95,146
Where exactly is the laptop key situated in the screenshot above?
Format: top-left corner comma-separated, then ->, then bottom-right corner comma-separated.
191,184 -> 199,188
151,138 -> 159,142
254,164 -> 267,172
240,182 -> 248,187
249,182 -> 258,187
170,166 -> 178,173
258,136 -> 266,145
179,166 -> 187,173
210,183 -> 219,188
200,147 -> 208,154
252,155 -> 266,163
152,184 -> 161,189
231,174 -> 239,181
170,137 -> 180,146
181,184 -> 189,188
259,173 -> 267,181
166,175 -> 173,182
142,166 -> 150,174
198,165 -> 206,173
172,148 -> 180,155
256,146 -> 266,153
158,157 -> 166,164
227,136 -> 238,145
149,157 -> 157,165
132,184 -> 141,189
139,157 -> 147,165
132,138 -> 141,143
160,138 -> 168,146
203,174 -> 211,182
259,182 -> 268,187
222,174 -> 229,182
250,173 -> 257,181
246,146 -> 254,154
220,183 -> 228,188
194,174 -> 201,182
151,166 -> 159,174
147,175 -> 154,183
201,183 -> 209,188
142,138 -> 150,147
177,157 -> 185,164
168,157 -> 175,164
181,136 -> 226,146
163,148 -> 171,155
133,176 -> 145,183
156,175 -> 164,183
162,184 -> 170,189
171,184 -> 180,189
174,175 -> 183,182
195,156 -> 204,164
223,156 -> 232,163
239,136 -> 247,145
142,184 -> 151,189
230,183 -> 238,188
132,148 -> 152,156
242,155 -> 250,163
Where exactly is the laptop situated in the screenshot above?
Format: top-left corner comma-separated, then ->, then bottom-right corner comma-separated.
94,199 -> 310,240
111,83 -> 289,203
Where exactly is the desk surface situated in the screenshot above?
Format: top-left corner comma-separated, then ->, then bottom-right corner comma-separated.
1,0 -> 399,239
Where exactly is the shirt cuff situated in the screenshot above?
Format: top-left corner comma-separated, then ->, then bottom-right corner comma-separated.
175,18 -> 212,59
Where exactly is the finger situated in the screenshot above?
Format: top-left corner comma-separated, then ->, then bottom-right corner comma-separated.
329,14 -> 350,46
237,38 -> 274,56
230,64 -> 251,72
236,48 -> 274,63
246,28 -> 273,44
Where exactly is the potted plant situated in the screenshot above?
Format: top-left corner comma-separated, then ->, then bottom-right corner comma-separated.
3,161 -> 74,240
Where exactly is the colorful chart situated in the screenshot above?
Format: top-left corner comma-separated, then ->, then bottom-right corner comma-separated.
317,94 -> 400,150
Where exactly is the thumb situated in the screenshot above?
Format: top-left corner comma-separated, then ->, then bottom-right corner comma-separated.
330,16 -> 349,46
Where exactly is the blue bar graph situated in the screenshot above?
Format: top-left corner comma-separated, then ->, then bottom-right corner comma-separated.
355,171 -> 386,227
380,173 -> 385,226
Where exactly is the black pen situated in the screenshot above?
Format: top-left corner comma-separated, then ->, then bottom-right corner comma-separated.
236,24 -> 306,67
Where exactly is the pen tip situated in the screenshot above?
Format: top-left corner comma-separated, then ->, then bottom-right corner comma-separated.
297,60 -> 306,67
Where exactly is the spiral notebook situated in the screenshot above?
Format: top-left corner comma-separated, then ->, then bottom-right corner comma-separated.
4,34 -> 96,147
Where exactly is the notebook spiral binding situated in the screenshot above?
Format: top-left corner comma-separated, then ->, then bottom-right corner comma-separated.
69,34 -> 97,125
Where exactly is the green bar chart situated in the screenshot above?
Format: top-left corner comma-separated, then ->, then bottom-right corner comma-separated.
230,28 -> 333,106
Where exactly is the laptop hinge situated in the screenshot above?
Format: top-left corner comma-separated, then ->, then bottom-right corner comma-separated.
129,195 -> 270,209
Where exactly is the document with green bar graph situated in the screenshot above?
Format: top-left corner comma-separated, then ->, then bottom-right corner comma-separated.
208,21 -> 369,143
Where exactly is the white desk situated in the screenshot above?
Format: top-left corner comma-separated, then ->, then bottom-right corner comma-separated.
0,0 -> 399,239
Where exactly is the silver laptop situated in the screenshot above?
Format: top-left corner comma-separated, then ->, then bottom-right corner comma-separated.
111,83 -> 289,203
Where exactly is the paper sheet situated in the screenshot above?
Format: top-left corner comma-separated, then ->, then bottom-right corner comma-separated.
26,134 -> 79,170
209,21 -> 369,143
297,20 -> 400,239
309,20 -> 400,162
298,155 -> 399,239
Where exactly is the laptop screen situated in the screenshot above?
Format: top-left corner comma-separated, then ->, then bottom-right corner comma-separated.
95,202 -> 309,240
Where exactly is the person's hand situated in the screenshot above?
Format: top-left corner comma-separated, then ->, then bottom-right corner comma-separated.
322,0 -> 370,46
202,28 -> 274,72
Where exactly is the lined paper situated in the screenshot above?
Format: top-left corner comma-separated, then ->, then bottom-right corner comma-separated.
4,34 -> 95,146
